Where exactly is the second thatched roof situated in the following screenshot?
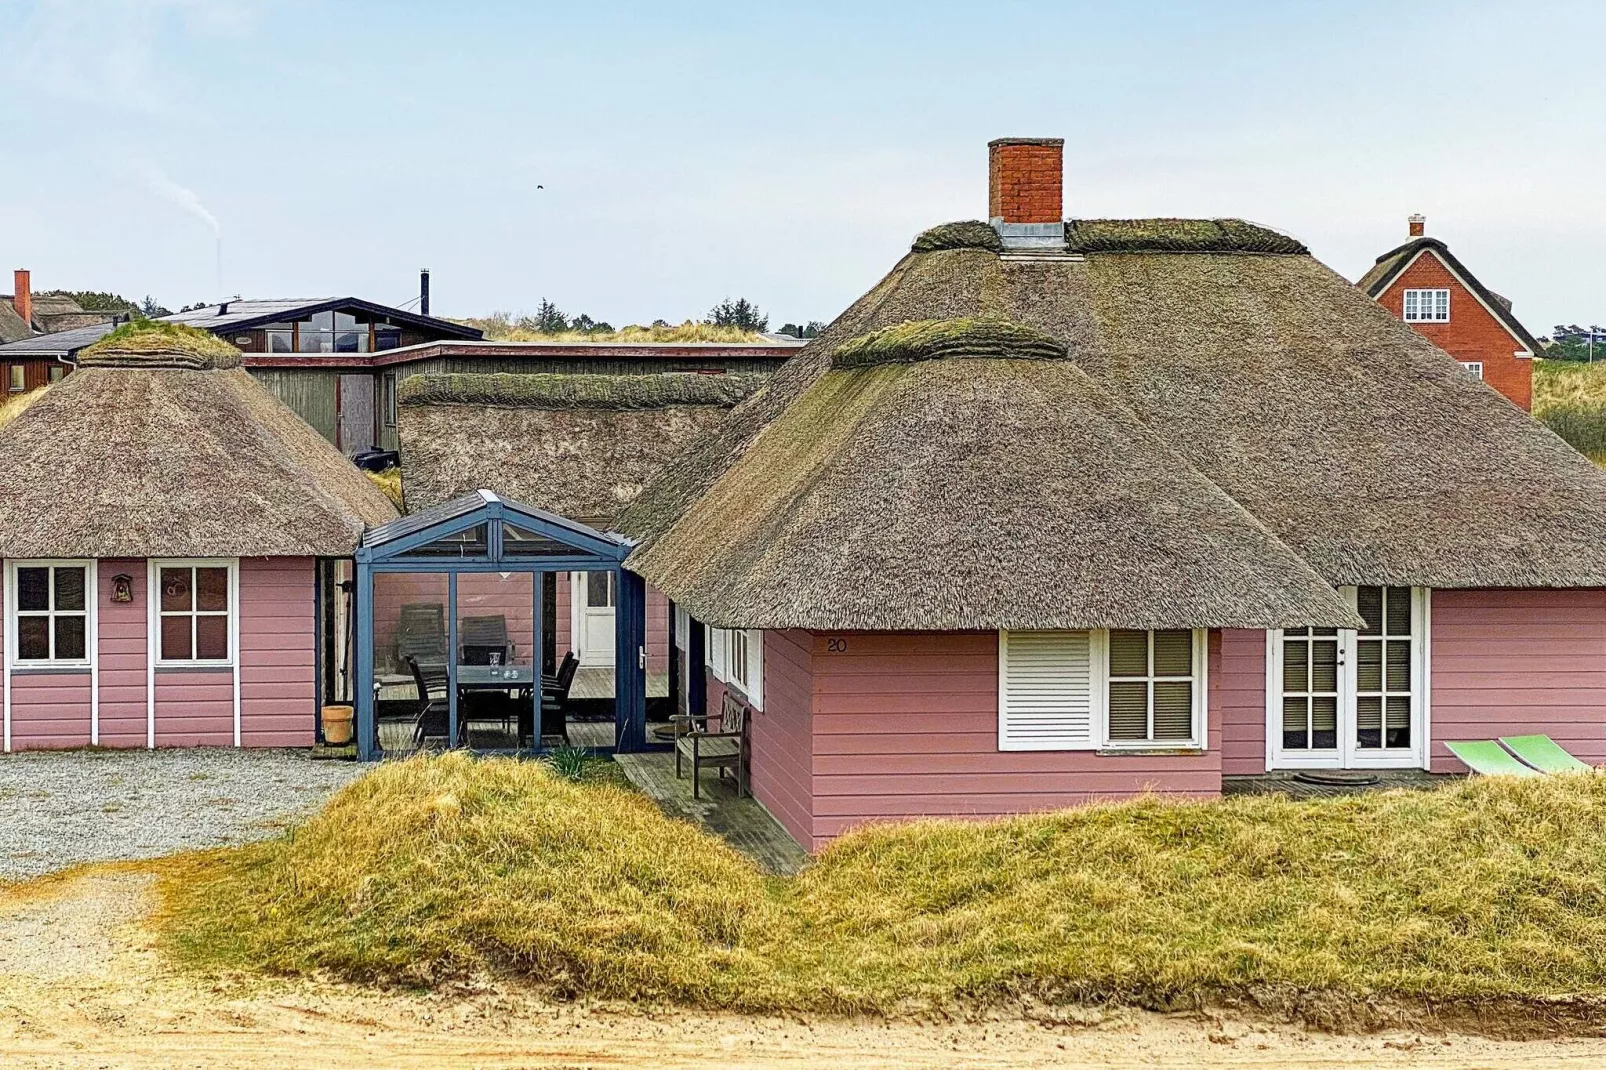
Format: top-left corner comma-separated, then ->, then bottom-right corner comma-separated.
398,372 -> 764,525
0,324 -> 397,558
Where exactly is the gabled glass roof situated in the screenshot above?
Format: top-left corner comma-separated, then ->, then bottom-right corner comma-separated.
358,489 -> 630,564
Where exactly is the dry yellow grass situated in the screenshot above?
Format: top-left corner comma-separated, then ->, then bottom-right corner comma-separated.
1534,358 -> 1606,463
159,755 -> 1606,1016
0,387 -> 46,428
363,467 -> 403,508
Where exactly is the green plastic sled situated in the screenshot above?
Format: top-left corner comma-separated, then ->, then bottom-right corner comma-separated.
1499,734 -> 1592,775
1446,740 -> 1542,777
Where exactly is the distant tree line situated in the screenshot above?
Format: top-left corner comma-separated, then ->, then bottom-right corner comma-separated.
1542,325 -> 1606,362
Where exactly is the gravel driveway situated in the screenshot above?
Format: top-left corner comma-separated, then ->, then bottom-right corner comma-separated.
0,749 -> 367,881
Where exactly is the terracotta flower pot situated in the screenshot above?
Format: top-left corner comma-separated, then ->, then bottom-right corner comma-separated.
322,704 -> 355,745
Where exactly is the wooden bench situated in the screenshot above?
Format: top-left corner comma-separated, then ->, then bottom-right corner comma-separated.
674,690 -> 747,799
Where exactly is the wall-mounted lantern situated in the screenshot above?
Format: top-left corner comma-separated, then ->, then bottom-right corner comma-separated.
110,573 -> 134,603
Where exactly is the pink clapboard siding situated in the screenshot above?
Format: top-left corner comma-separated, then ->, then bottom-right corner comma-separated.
239,557 -> 317,747
1218,628 -> 1269,776
746,630 -> 814,849
1431,588 -> 1606,771
774,631 -> 1224,850
8,672 -> 92,750
98,558 -> 149,747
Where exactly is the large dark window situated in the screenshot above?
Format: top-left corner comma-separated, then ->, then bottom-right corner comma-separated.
298,310 -> 369,354
13,564 -> 88,662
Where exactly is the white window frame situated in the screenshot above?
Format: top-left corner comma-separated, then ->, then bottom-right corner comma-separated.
1101,629 -> 1209,750
1402,288 -> 1450,323
1460,361 -> 1484,379
704,624 -> 763,710
5,559 -> 96,668
998,628 -> 1208,753
149,559 -> 239,669
1265,587 -> 1431,772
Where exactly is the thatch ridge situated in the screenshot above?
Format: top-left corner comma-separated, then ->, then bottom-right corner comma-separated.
0,365 -> 396,558
911,221 -> 1003,254
398,372 -> 764,411
78,320 -> 242,369
1065,218 -> 1308,254
831,317 -> 1066,369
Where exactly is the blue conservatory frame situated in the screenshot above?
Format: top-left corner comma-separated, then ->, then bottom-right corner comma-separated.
353,490 -> 648,761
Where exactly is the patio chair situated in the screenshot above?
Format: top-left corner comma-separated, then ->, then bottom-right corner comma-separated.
459,614 -> 513,666
396,602 -> 447,669
1447,739 -> 1541,778
405,654 -> 457,748
674,689 -> 747,799
1500,734 -> 1593,774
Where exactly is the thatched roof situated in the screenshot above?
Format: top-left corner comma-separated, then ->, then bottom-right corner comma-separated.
398,372 -> 763,524
621,220 -> 1606,630
0,330 -> 397,558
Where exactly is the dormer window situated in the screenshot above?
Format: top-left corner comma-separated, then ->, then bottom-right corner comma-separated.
1403,288 -> 1450,323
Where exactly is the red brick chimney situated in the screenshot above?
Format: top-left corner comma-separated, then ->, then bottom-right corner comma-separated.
988,138 -> 1064,224
1408,213 -> 1426,238
12,269 -> 30,328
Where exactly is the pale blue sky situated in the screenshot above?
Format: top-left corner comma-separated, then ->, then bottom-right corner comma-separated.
1,1 -> 1600,332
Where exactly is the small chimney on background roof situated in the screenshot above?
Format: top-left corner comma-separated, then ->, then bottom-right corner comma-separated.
988,138 -> 1066,250
12,269 -> 31,328
419,269 -> 431,316
1408,213 -> 1426,238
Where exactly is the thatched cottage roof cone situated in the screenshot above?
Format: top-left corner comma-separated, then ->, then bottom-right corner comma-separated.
620,137 -> 1606,632
0,321 -> 397,558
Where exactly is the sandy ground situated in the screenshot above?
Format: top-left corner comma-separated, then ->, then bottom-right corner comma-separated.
5,872 -> 1606,1068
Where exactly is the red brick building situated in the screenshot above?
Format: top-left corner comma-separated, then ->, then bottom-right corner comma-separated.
1358,216 -> 1543,410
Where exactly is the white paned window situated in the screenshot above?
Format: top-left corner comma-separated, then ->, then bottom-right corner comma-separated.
9,562 -> 92,664
705,625 -> 763,709
1105,629 -> 1205,747
1461,361 -> 1484,379
1000,630 -> 1099,751
154,561 -> 235,665
1403,288 -> 1450,322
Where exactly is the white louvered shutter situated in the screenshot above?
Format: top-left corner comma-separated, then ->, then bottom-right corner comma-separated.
999,630 -> 1096,751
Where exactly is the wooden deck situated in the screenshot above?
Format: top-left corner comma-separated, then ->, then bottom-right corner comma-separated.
570,667 -> 669,701
1223,769 -> 1455,799
614,751 -> 808,875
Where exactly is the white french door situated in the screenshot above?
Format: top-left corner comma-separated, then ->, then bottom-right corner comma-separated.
1267,586 -> 1429,770
570,571 -> 616,667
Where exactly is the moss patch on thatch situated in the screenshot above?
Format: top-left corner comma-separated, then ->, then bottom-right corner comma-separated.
399,372 -> 765,411
831,318 -> 1066,369
911,220 -> 1003,254
78,320 -> 241,369
1065,218 -> 1307,254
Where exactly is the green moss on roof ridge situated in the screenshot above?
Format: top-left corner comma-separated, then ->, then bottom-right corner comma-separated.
78,319 -> 241,369
398,372 -> 766,411
1067,218 -> 1307,254
831,318 -> 1067,370
911,221 -> 1004,254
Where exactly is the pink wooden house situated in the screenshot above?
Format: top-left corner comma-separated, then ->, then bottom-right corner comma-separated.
623,138 -> 1606,852
0,328 -> 396,751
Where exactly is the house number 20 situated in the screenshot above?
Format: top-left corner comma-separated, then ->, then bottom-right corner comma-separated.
826,637 -> 848,653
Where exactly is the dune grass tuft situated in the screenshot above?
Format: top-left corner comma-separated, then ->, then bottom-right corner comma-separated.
159,755 -> 1606,1015
363,467 -> 403,508
0,386 -> 47,429
1535,358 -> 1606,463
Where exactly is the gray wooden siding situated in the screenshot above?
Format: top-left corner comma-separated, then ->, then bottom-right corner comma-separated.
248,368 -> 339,444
